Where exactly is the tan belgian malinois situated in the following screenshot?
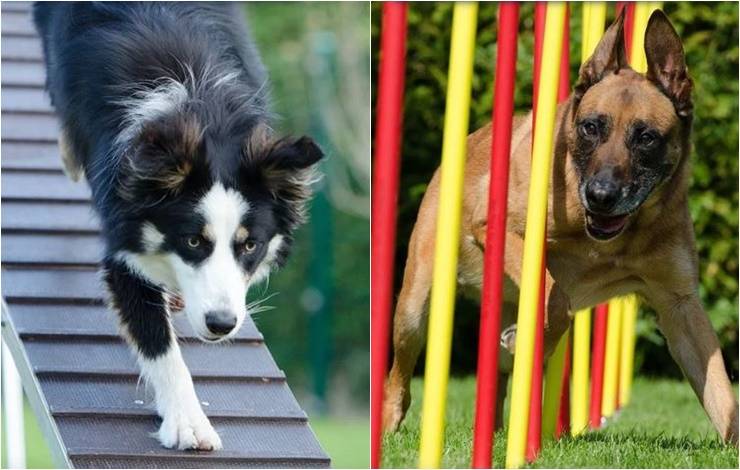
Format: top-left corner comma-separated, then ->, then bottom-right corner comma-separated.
383,10 -> 739,444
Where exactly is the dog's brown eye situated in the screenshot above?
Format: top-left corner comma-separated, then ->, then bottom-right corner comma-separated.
639,132 -> 655,146
187,236 -> 201,248
243,241 -> 257,253
580,121 -> 598,138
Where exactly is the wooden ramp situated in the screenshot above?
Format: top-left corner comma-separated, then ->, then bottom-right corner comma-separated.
0,2 -> 330,468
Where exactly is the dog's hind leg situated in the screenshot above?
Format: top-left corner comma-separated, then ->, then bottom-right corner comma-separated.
58,127 -> 84,182
382,217 -> 435,433
648,288 -> 739,445
104,258 -> 222,451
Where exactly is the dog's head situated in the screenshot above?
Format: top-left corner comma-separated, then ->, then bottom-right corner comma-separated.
116,98 -> 323,341
569,10 -> 692,241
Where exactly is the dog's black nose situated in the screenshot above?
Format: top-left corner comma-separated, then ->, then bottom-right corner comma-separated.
205,310 -> 237,336
585,178 -> 620,213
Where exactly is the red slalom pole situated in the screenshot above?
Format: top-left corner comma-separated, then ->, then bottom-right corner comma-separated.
558,6 -> 570,102
555,341 -> 571,438
589,303 -> 609,429
370,3 -> 407,468
471,3 -> 520,468
617,2 -> 636,55
525,3 -> 547,461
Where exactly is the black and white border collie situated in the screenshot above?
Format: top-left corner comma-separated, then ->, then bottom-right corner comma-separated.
34,2 -> 323,450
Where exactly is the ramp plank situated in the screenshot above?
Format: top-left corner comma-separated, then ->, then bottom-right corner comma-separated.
2,201 -> 99,232
25,338 -> 283,378
41,376 -> 303,419
2,171 -> 90,201
2,60 -> 46,87
8,303 -> 264,341
2,86 -> 53,113
0,142 -> 61,170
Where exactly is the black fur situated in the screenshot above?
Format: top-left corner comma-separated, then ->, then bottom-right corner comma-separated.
104,258 -> 171,359
34,2 -> 323,357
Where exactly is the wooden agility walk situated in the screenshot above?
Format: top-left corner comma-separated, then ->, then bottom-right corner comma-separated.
0,2 -> 329,467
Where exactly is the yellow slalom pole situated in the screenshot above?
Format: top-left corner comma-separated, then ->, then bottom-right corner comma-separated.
602,297 -> 623,418
630,2 -> 662,73
571,0 -> 607,439
418,3 -> 478,468
570,308 -> 591,436
504,4 -> 566,468
619,295 -> 639,406
581,2 -> 607,62
581,3 -> 591,63
542,329 -> 569,440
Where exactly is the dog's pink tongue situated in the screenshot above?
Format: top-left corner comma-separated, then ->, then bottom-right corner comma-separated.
594,214 -> 627,231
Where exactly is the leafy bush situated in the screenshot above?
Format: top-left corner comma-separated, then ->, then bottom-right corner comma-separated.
372,2 -> 738,377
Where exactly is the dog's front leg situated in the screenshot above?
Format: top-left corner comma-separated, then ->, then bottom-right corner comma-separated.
472,226 -> 571,355
104,258 -> 223,451
646,285 -> 738,444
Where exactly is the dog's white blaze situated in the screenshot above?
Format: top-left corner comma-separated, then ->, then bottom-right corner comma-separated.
251,234 -> 284,286
138,341 -> 221,449
174,183 -> 250,338
116,251 -> 179,294
141,222 -> 165,252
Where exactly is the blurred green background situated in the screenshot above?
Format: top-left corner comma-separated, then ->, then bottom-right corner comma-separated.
2,2 -> 369,469
371,1 -> 738,380
246,2 -> 369,467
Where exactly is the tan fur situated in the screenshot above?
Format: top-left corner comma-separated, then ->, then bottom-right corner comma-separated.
235,226 -> 249,243
59,127 -> 84,182
384,13 -> 738,444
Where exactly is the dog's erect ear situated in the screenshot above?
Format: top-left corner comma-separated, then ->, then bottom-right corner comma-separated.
644,10 -> 693,118
573,11 -> 629,106
118,115 -> 203,202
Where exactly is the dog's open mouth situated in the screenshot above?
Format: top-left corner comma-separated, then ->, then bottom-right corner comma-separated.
585,212 -> 629,240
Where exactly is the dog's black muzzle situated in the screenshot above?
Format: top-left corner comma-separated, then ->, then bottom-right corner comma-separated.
205,310 -> 238,336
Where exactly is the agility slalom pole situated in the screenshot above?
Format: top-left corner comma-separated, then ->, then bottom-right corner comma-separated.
418,4 -> 478,467
619,295 -> 638,406
570,307 -> 590,436
555,342 -> 571,437
542,329 -> 569,439
525,4 -> 547,461
601,297 -> 623,418
589,303 -> 609,429
370,3 -> 408,467
630,2 -> 662,73
571,0 -> 607,438
558,7 -> 571,103
504,4 -> 566,467
529,5 -> 571,457
580,2 -> 606,63
616,2 -> 635,54
471,4 -> 519,467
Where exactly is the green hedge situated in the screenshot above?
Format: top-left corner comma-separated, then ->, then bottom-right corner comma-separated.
371,2 -> 738,377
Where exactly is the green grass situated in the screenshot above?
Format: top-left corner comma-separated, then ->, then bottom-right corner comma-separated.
310,416 -> 370,468
382,376 -> 739,468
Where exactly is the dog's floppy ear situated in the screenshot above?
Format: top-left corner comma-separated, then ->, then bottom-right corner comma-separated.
118,115 -> 203,203
573,10 -> 629,107
245,134 -> 324,231
644,10 -> 693,118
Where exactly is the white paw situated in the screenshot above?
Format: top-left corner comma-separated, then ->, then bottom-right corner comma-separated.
156,412 -> 222,451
